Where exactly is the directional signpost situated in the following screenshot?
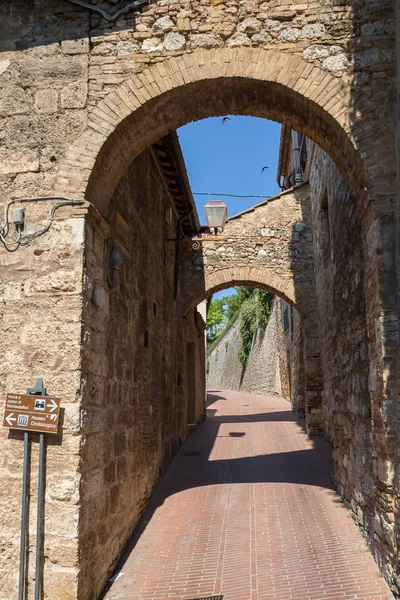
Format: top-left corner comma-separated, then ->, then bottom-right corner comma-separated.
3,379 -> 61,600
3,393 -> 61,434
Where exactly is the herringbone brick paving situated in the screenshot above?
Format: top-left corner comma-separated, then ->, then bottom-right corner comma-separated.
103,391 -> 392,600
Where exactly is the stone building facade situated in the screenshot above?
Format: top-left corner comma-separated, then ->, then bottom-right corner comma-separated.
207,296 -> 303,410
0,0 -> 399,599
0,131 -> 207,600
184,183 -> 318,420
277,125 -> 398,589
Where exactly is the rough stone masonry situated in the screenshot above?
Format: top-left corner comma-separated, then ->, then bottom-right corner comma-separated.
207,297 -> 301,405
184,184 -> 318,425
0,1 -> 399,599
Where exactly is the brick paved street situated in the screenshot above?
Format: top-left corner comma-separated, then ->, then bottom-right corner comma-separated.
103,391 -> 392,600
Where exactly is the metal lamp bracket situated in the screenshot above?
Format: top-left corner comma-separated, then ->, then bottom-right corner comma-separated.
63,0 -> 150,22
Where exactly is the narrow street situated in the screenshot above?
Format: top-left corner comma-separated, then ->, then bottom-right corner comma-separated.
103,391 -> 391,600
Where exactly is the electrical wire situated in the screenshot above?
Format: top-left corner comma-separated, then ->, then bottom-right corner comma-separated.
0,191 -> 272,252
193,192 -> 272,199
0,197 -> 88,252
0,228 -> 22,253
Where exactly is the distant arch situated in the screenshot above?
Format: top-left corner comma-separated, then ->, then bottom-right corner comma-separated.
184,268 -> 299,317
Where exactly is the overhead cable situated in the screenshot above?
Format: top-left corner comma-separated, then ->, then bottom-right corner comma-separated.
193,192 -> 272,199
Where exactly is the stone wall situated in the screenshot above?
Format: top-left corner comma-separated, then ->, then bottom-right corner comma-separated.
78,145 -> 206,599
0,0 -> 393,212
207,298 -> 303,409
0,214 -> 85,600
288,137 -> 398,591
0,141 -> 206,600
184,184 -> 320,426
0,0 -> 398,598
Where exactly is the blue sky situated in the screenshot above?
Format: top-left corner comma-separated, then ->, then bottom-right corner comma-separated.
178,115 -> 281,223
178,115 -> 282,300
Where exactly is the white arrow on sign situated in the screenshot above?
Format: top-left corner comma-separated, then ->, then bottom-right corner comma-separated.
48,399 -> 58,412
6,413 -> 16,426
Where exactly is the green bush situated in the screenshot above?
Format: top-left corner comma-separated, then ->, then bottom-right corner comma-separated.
257,290 -> 274,328
206,288 -> 274,365
237,291 -> 274,365
237,297 -> 257,365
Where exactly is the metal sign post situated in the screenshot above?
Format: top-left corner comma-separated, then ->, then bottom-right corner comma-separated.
18,431 -> 29,600
35,431 -> 44,600
3,379 -> 61,600
27,379 -> 47,600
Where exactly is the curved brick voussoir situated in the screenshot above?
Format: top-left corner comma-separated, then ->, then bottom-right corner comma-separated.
59,48 -> 374,218
185,268 -> 297,314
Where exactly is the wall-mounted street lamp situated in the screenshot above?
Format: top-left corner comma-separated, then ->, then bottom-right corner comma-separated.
165,200 -> 228,296
204,200 -> 228,234
166,199 -> 228,258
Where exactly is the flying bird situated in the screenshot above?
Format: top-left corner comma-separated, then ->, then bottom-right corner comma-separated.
222,117 -> 231,125
261,166 -> 269,174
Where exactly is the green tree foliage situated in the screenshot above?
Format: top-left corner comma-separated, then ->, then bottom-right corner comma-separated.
237,290 -> 274,365
237,297 -> 258,365
206,298 -> 226,343
207,288 -> 252,345
225,286 -> 254,322
206,288 -> 274,359
206,298 -> 225,330
257,290 -> 274,328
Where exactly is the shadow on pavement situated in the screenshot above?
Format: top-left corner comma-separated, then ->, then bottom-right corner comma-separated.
100,391 -> 334,598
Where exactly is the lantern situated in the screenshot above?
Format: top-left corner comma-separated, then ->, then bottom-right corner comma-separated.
204,200 -> 228,232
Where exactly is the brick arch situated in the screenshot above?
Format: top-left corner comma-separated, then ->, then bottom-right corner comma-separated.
184,268 -> 297,317
59,47 -> 374,216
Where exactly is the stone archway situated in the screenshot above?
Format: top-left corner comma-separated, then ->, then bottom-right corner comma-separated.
186,268 -> 297,315
0,28 -> 397,599
59,49 -> 397,472
53,49 -> 397,597
181,183 -> 321,433
60,47 -> 373,214
60,49 -> 397,448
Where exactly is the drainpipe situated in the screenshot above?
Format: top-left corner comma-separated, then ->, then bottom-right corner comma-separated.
174,208 -> 193,301
276,122 -> 292,190
194,309 -> 203,338
292,131 -> 303,184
